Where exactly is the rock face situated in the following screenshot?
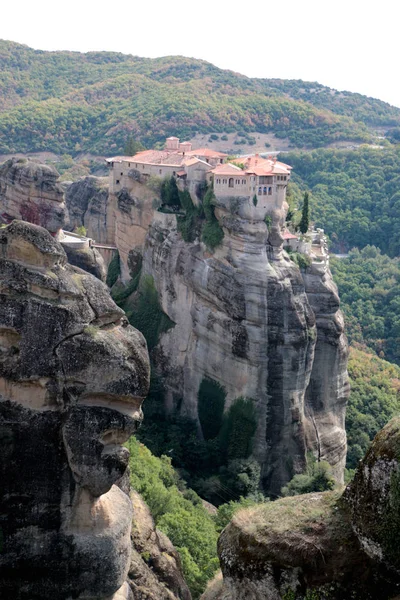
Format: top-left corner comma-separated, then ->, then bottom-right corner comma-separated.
65,174 -> 349,495
65,176 -> 110,243
65,176 -> 155,281
0,221 -> 150,599
205,417 -> 400,600
141,205 -> 348,494
0,159 -> 106,280
0,157 -> 67,233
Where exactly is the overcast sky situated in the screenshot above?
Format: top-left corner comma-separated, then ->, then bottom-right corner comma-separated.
1,0 -> 399,108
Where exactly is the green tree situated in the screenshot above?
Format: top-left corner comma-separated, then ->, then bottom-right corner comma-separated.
299,191 -> 310,234
124,137 -> 144,155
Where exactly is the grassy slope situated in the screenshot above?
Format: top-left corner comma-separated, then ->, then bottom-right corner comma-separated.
2,40 -> 400,155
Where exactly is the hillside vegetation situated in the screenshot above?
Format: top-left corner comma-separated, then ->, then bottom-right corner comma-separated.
285,146 -> 400,256
2,40 -> 400,155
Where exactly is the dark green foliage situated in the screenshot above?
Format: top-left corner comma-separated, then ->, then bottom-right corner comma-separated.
198,378 -> 226,440
346,347 -> 400,469
127,437 -> 219,598
160,176 -> 181,208
138,390 -> 260,505
127,275 -> 174,350
220,397 -> 257,461
284,147 -> 400,256
252,194 -> 258,207
201,188 -> 224,250
106,251 -> 120,287
176,189 -> 201,242
219,458 -> 261,498
281,455 -> 335,496
286,249 -> 312,270
330,248 -> 400,364
124,137 -> 144,155
299,191 -> 310,233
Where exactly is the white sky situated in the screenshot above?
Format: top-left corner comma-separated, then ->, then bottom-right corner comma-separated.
1,0 -> 399,108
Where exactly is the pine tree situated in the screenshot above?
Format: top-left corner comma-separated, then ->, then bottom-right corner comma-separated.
299,191 -> 310,234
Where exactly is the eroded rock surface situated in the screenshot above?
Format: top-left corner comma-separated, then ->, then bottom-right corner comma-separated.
0,221 -> 150,599
204,418 -> 400,600
65,172 -> 349,495
0,159 -> 106,280
0,157 -> 67,233
141,205 -> 348,495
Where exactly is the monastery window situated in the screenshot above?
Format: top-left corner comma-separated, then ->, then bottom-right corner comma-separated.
223,179 -> 227,184
263,187 -> 267,195
216,178 -> 221,184
142,165 -> 145,169
258,187 -> 262,195
229,178 -> 234,188
242,180 -> 246,185
173,171 -> 176,176
116,179 -> 120,185
284,176 -> 287,181
135,164 -> 137,168
268,187 -> 272,195
121,172 -> 123,176
128,163 -> 131,167
159,169 -> 162,175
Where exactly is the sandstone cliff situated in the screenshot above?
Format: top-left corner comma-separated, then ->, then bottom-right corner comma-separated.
64,175 -> 349,495
0,158 -> 106,280
203,417 -> 400,599
0,221 -> 190,600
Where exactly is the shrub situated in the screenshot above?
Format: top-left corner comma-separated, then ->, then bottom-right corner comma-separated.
281,455 -> 335,496
201,188 -> 224,250
127,438 -> 219,598
253,194 -> 258,207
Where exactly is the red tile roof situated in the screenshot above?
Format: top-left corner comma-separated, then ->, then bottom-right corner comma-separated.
232,155 -> 291,176
186,148 -> 228,158
282,231 -> 298,240
211,163 -> 244,176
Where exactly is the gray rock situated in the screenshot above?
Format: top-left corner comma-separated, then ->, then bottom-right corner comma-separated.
0,221 -> 150,600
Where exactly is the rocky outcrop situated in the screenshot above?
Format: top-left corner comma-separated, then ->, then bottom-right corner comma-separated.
0,159 -> 106,280
63,241 -> 107,281
0,157 -> 67,233
0,221 -> 150,599
64,173 -> 349,495
128,491 -> 192,599
141,203 -> 348,495
65,176 -> 110,243
65,176 -> 155,281
205,417 -> 400,600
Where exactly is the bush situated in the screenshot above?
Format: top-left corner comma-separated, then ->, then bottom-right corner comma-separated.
127,437 -> 219,598
201,188 -> 224,250
281,455 -> 335,496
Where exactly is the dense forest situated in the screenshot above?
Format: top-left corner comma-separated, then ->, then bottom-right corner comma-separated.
284,146 -> 400,256
2,40 -> 400,155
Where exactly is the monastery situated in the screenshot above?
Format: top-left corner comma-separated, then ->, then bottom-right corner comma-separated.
107,136 -> 292,211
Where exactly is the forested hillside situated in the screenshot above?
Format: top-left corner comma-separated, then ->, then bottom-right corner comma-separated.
285,146 -> 400,256
2,40 -> 400,155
